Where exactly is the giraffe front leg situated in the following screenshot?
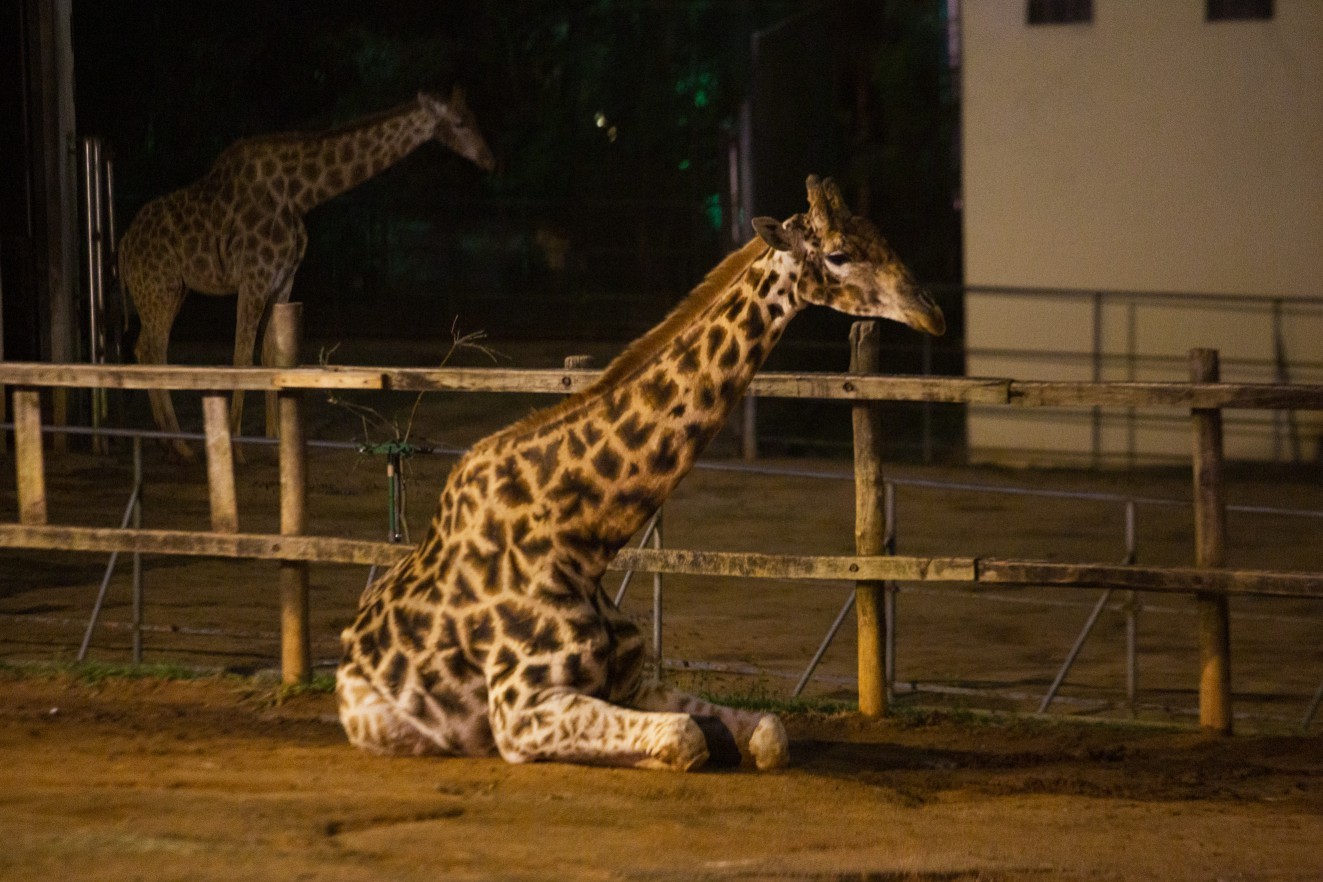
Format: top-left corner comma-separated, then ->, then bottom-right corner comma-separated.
490,688 -> 709,772
133,294 -> 196,462
627,681 -> 789,770
257,279 -> 296,440
230,284 -> 272,446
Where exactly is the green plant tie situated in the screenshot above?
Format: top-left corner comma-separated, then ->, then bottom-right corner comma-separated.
357,441 -> 418,543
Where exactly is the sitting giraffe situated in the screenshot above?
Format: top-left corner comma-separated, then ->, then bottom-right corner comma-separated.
118,88 -> 494,460
337,176 -> 945,771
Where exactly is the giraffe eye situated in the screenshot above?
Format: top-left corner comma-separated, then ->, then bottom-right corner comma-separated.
825,251 -> 850,266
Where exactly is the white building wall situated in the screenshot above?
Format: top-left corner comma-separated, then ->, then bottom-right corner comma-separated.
961,0 -> 1323,464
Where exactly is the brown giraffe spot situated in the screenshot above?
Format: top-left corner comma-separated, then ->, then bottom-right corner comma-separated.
614,412 -> 653,451
590,445 -> 623,481
495,456 -> 534,506
718,338 -> 742,369
647,433 -> 680,475
705,325 -> 727,358
741,303 -> 767,339
382,651 -> 409,697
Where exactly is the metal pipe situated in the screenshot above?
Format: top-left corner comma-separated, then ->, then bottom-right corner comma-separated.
613,509 -> 661,607
792,590 -> 855,698
1303,678 -> 1323,733
1038,588 -> 1114,714
1091,290 -> 1103,466
131,436 -> 143,664
741,397 -> 757,461
1040,499 -> 1141,714
884,480 -> 897,696
77,479 -> 143,660
921,334 -> 933,464
1124,500 -> 1140,714
651,509 -> 663,677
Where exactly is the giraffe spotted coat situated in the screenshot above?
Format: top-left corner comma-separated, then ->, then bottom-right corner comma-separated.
337,176 -> 945,770
118,88 -> 493,460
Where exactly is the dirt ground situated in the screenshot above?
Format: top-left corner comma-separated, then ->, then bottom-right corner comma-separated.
2,671 -> 1321,882
3,337 -> 1323,880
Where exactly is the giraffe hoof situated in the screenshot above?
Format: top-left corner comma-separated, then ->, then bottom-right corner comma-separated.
165,442 -> 198,464
750,714 -> 789,770
644,716 -> 709,772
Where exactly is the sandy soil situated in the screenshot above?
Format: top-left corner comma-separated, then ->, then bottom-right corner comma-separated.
2,672 -> 1320,882
3,337 -> 1323,880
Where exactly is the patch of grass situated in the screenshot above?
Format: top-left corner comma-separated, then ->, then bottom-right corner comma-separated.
887,703 -> 1008,730
697,688 -> 857,716
281,672 -> 337,697
0,659 -> 217,684
236,670 -> 338,708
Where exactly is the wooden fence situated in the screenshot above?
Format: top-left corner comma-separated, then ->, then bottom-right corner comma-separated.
3,304 -> 1323,733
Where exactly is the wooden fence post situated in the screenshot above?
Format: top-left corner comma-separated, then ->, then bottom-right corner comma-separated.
201,393 -> 239,533
13,388 -> 48,525
851,321 -> 887,717
273,303 -> 311,684
1190,348 -> 1232,734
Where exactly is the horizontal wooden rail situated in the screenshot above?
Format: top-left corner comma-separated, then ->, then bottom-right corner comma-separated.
0,523 -> 405,567
613,547 -> 976,582
3,523 -> 1319,600
2,361 -> 1322,410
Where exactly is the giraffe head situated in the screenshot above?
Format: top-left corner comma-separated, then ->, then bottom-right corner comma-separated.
752,175 -> 945,336
419,87 -> 496,172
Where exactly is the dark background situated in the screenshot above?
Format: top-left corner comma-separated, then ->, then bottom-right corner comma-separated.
9,0 -> 964,457
72,1 -> 960,340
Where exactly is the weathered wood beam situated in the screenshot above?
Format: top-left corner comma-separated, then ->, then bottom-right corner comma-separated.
201,393 -> 238,533
0,523 -> 406,566
2,523 -> 1319,600
13,388 -> 48,526
974,560 -> 1323,599
3,361 -> 1319,410
1191,348 -> 1232,734
273,304 -> 311,685
613,548 -> 976,583
851,321 -> 888,717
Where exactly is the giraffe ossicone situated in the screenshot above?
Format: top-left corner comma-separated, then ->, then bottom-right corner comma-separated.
337,175 -> 944,771
118,88 -> 494,461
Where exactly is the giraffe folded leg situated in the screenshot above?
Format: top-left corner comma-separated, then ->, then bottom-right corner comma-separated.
336,663 -> 440,756
627,680 -> 789,770
490,689 -> 710,771
337,660 -> 505,758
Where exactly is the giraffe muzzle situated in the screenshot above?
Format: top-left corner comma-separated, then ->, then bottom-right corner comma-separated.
906,288 -> 946,337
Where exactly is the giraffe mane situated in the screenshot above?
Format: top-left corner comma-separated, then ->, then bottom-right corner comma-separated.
492,235 -> 772,442
220,97 -> 425,153
597,235 -> 771,389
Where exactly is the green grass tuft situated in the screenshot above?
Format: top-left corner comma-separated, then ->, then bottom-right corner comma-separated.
0,659 -> 217,684
697,688 -> 857,716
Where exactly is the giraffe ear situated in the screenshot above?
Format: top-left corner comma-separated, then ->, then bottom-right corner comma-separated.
753,217 -> 799,253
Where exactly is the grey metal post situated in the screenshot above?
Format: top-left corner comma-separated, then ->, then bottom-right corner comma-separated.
131,436 -> 143,664
1039,498 -> 1140,714
613,509 -> 661,607
1123,500 -> 1140,714
78,435 -> 143,660
741,396 -> 758,461
651,508 -> 664,678
884,480 -> 898,699
1091,290 -> 1103,466
1304,679 -> 1323,733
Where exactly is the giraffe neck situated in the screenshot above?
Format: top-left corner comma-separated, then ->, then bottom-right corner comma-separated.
486,238 -> 806,571
247,99 -> 436,213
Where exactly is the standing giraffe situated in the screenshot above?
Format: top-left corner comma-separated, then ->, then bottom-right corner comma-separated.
337,176 -> 945,771
118,88 -> 494,460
